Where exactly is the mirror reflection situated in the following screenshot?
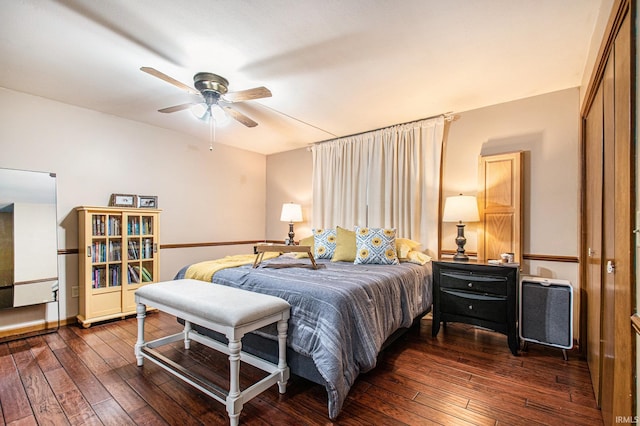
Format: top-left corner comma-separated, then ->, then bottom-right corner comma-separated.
0,168 -> 58,309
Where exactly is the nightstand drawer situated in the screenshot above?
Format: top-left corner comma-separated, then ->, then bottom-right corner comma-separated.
441,289 -> 507,323
440,271 -> 507,296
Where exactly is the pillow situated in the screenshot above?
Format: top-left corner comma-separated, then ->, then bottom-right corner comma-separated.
396,238 -> 422,259
402,250 -> 431,265
295,235 -> 315,258
354,227 -> 399,265
313,228 -> 337,259
331,226 -> 357,262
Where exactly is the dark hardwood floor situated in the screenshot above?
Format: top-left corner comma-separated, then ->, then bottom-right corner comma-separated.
0,312 -> 602,425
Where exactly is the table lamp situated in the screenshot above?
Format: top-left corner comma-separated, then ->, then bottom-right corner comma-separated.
443,194 -> 480,261
280,202 -> 303,245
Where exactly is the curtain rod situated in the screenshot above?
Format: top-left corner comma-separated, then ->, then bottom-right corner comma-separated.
309,111 -> 456,147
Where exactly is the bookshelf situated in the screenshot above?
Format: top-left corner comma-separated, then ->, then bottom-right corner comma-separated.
76,206 -> 160,327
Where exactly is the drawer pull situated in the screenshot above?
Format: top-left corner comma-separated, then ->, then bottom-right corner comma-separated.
468,305 -> 473,310
468,282 -> 473,288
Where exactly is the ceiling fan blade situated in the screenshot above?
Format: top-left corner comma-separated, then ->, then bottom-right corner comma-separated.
140,67 -> 200,95
158,103 -> 195,113
223,86 -> 272,102
222,106 -> 258,127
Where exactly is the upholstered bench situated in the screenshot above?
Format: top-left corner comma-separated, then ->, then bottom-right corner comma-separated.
134,279 -> 290,426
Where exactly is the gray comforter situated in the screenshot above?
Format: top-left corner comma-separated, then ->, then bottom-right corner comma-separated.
178,257 -> 432,419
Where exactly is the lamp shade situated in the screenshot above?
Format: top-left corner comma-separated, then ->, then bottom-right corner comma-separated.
280,203 -> 303,222
442,195 -> 480,223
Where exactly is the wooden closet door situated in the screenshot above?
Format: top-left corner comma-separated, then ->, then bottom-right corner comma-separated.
611,11 -> 633,419
601,47 -> 615,421
582,6 -> 633,421
584,83 -> 604,406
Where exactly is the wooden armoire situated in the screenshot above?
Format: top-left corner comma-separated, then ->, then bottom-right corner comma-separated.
581,0 -> 635,423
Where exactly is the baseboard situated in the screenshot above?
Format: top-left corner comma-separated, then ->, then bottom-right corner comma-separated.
0,316 -> 76,341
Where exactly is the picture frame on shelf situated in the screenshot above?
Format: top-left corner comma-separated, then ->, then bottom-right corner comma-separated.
109,193 -> 137,207
137,195 -> 158,209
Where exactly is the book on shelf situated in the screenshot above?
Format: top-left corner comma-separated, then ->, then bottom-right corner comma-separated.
93,266 -> 106,288
109,264 -> 121,286
128,240 -> 139,260
127,264 -> 140,283
141,217 -> 153,235
92,241 -> 106,263
138,265 -> 153,282
108,215 -> 121,236
109,240 -> 122,261
127,217 -> 140,235
142,238 -> 153,259
92,215 -> 106,236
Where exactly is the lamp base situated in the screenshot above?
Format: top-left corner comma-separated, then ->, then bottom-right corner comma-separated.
453,253 -> 469,261
286,222 -> 295,245
453,222 -> 469,261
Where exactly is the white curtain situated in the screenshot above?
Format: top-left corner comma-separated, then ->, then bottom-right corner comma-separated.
311,116 -> 444,256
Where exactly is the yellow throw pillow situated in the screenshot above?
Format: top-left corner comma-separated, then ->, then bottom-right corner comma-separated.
404,250 -> 431,265
396,238 -> 422,259
295,235 -> 315,258
331,226 -> 357,262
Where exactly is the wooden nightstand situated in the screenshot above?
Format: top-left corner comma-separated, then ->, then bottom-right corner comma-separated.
432,260 -> 520,355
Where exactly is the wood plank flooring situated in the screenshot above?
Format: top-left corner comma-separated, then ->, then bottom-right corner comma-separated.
0,312 -> 602,425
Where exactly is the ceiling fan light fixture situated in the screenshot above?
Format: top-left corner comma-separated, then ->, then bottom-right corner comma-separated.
194,72 -> 229,95
211,104 -> 229,125
142,67 -> 268,128
190,103 -> 208,120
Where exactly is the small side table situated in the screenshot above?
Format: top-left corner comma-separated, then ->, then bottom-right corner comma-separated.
253,244 -> 318,269
432,260 -> 520,355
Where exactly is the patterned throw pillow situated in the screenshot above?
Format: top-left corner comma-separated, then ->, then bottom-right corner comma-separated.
313,228 -> 337,259
354,227 -> 399,265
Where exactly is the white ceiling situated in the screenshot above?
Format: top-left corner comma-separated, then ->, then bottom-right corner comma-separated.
0,0 -> 603,155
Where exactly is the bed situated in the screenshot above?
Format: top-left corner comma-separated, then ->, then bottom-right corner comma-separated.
174,255 -> 432,419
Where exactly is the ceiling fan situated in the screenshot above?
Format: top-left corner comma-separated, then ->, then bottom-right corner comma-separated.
140,67 -> 271,128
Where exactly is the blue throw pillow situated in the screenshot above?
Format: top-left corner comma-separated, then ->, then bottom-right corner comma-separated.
354,227 -> 399,265
313,228 -> 337,259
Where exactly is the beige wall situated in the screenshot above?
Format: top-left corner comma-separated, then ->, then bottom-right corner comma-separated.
443,88 -> 581,336
0,87 -> 266,330
267,88 -> 582,338
265,147 -> 313,243
442,88 -> 580,258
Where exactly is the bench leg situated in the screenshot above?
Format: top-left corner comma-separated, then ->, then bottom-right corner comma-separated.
135,303 -> 146,366
183,320 -> 192,350
277,318 -> 289,394
227,339 -> 242,426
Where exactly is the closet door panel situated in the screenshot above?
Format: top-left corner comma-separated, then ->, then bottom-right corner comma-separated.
601,48 -> 615,421
584,84 -> 604,405
612,11 -> 633,418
